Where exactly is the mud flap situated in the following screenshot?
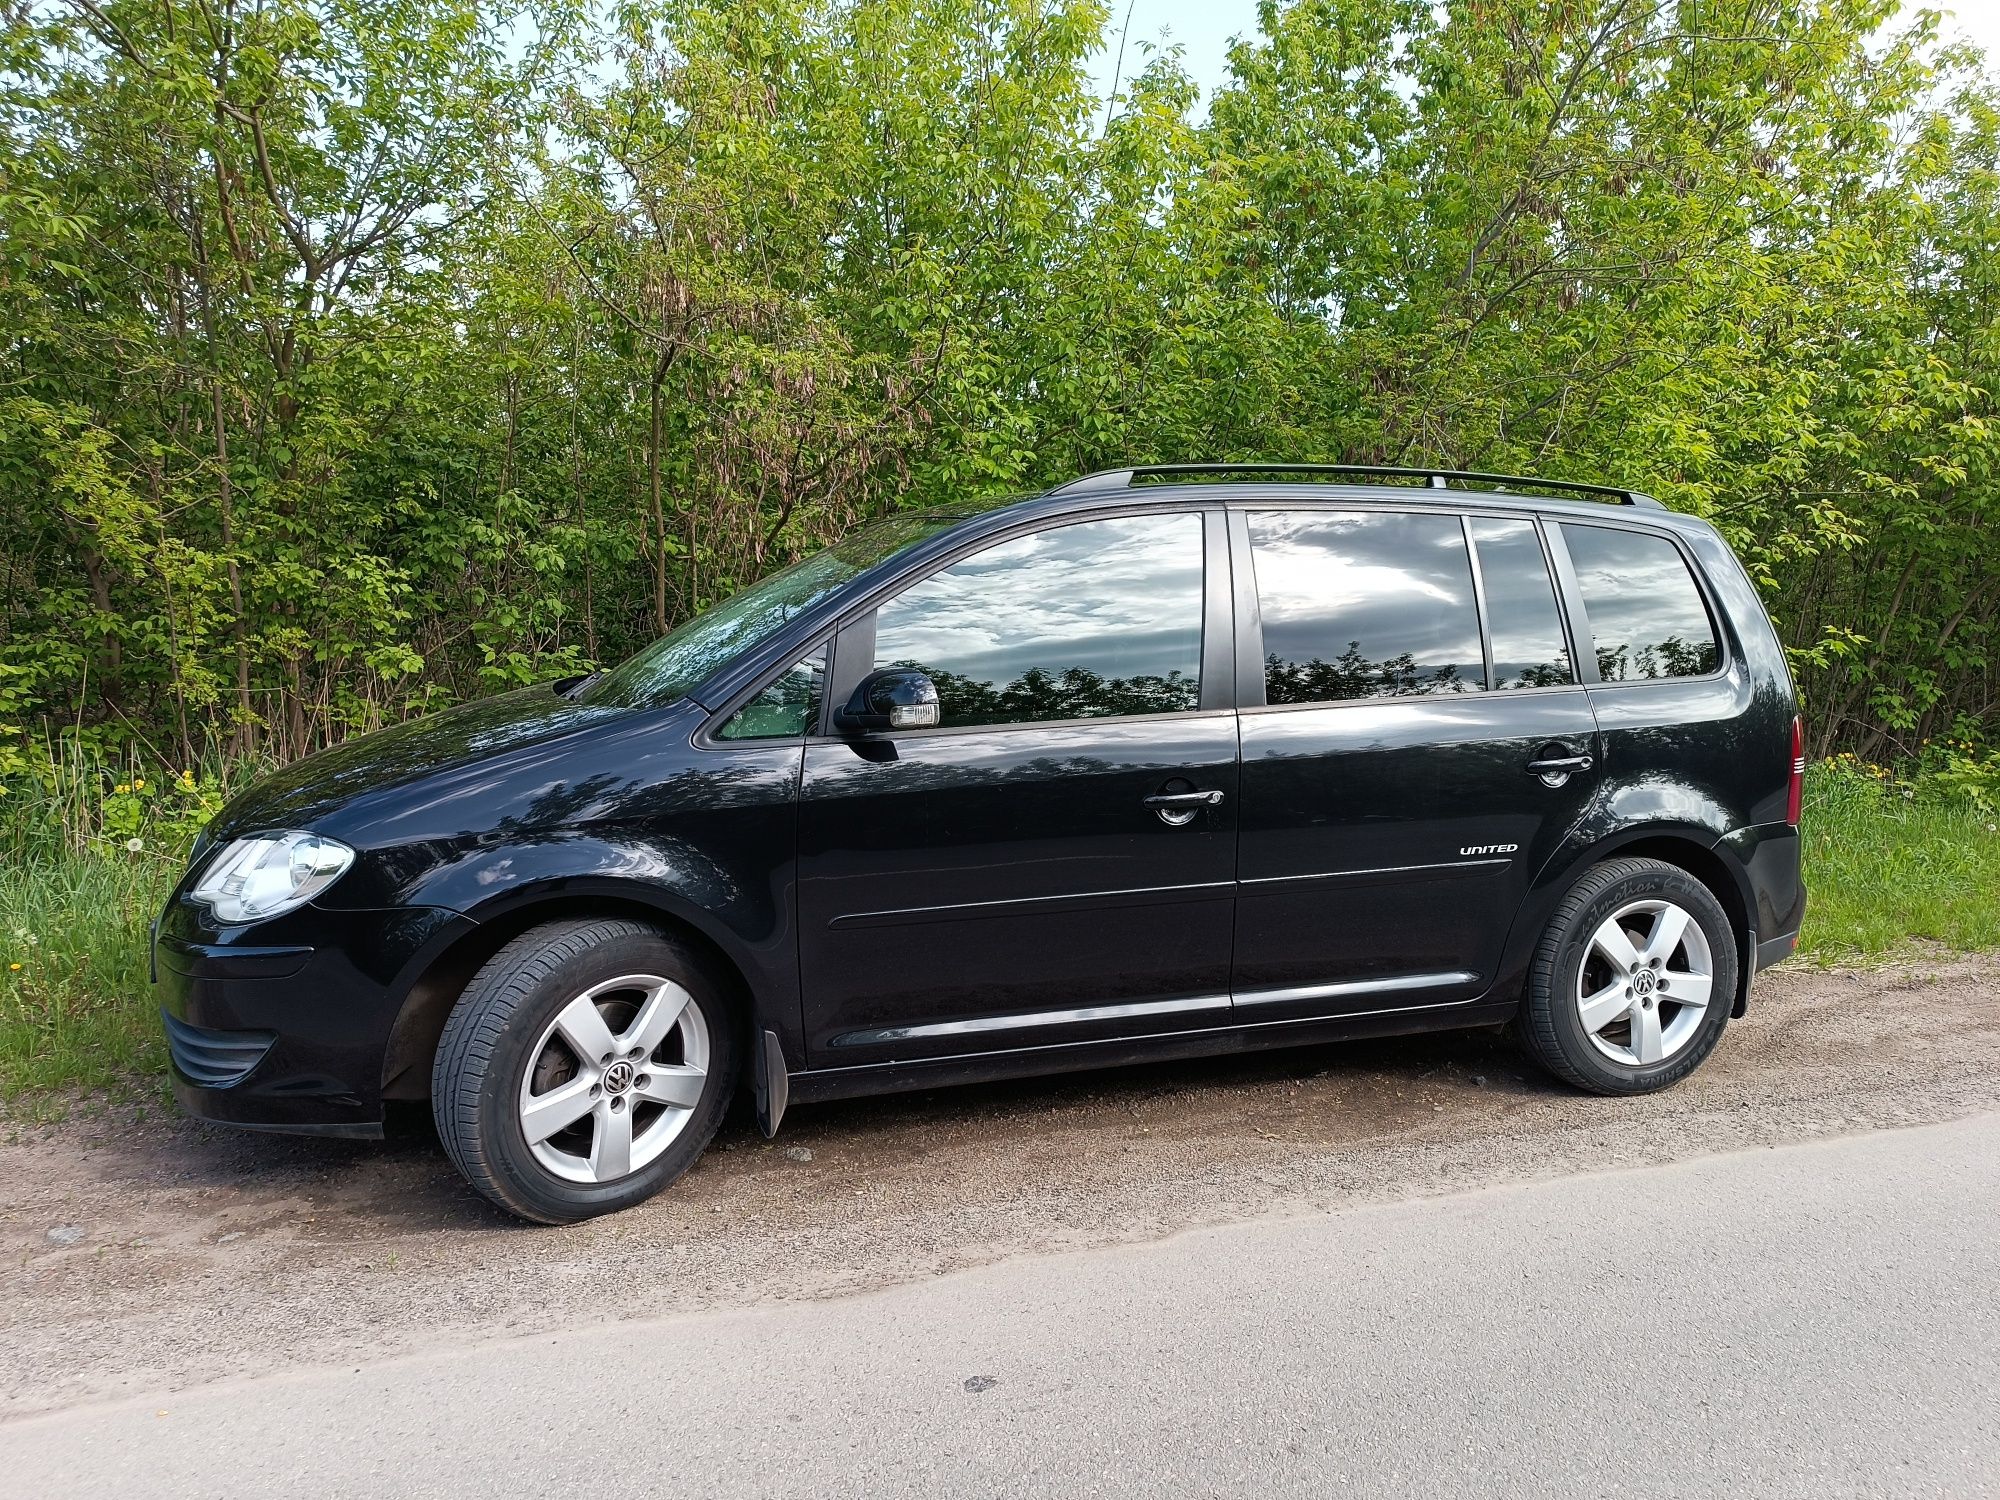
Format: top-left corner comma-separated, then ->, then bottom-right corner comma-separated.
752,1029 -> 789,1139
1734,925 -> 1756,1017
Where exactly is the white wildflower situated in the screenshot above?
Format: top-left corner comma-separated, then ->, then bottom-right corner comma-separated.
125,836 -> 145,853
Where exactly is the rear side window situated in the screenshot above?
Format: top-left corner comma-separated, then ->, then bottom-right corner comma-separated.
871,513 -> 1204,727
1469,518 -> 1575,689
1561,524 -> 1720,681
1248,511 -> 1484,703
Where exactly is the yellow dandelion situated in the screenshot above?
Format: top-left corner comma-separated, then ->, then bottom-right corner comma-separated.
7,963 -> 19,972
134,778 -> 146,790
114,783 -> 130,794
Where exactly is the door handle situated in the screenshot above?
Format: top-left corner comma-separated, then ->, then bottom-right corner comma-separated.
1525,752 -> 1594,786
1143,788 -> 1224,827
1142,790 -> 1226,808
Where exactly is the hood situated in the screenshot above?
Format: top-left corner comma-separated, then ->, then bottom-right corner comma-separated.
203,684 -> 633,847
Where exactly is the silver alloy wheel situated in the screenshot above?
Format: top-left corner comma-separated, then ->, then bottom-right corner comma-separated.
516,972 -> 710,1184
1576,898 -> 1714,1067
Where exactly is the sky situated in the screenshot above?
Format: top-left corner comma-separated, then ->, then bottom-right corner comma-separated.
1085,0 -> 2000,109
1086,0 -> 1261,104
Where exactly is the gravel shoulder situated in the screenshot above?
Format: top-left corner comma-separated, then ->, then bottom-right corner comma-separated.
4,955 -> 1997,1419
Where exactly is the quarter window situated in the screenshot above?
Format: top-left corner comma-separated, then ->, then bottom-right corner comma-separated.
871,513 -> 1204,728
1561,524 -> 1720,681
1469,518 -> 1575,689
1248,511 -> 1485,704
716,652 -> 824,740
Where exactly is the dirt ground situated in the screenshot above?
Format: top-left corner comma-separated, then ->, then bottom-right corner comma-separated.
4,955 -> 1997,1420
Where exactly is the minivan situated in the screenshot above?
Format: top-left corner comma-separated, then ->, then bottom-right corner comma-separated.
156,465 -> 1807,1222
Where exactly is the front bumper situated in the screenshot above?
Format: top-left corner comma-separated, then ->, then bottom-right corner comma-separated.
154,898 -> 474,1136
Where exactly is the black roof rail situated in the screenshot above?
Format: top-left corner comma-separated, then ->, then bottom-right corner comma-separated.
1047,463 -> 1664,508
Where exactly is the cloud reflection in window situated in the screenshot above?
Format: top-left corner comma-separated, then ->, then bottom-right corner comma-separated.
873,514 -> 1205,727
1562,524 -> 1720,682
1250,511 -> 1486,704
1469,517 -> 1575,689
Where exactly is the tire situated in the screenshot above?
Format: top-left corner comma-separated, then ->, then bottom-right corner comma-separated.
432,917 -> 738,1224
1518,857 -> 1738,1095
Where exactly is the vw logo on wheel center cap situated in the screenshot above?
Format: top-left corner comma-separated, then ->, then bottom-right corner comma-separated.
1631,967 -> 1657,998
602,1059 -> 636,1095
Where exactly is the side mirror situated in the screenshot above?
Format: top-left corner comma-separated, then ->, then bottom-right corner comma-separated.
836,668 -> 941,735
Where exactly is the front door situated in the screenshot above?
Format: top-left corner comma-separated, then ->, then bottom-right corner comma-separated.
1230,507 -> 1600,1019
798,509 -> 1239,1066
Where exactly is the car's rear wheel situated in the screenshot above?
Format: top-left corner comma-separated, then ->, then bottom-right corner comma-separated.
1519,857 -> 1737,1095
432,918 -> 737,1223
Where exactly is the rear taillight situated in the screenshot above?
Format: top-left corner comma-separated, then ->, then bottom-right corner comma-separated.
1786,715 -> 1805,826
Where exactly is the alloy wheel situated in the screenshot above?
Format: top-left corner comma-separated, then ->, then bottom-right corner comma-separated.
516,973 -> 709,1183
1575,898 -> 1714,1067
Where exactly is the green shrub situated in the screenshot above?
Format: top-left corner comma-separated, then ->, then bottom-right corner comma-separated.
0,743 -> 230,1102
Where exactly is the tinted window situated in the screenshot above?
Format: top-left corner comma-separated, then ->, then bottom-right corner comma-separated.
716,652 -> 824,740
872,513 -> 1203,727
583,508 -> 991,710
1561,524 -> 1720,681
1249,511 -> 1484,703
1470,518 -> 1574,689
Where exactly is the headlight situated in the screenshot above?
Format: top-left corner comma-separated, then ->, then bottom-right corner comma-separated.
189,832 -> 355,923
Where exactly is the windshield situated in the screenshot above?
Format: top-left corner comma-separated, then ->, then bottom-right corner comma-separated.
580,508 -> 992,710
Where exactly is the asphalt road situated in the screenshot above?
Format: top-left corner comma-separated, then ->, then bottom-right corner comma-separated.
6,1112 -> 1995,1499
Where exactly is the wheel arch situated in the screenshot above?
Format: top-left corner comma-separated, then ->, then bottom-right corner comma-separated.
1612,835 -> 1752,1017
380,884 -> 765,1104
1514,825 -> 1755,1019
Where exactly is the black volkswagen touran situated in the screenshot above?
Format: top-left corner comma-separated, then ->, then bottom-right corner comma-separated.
157,465 -> 1806,1222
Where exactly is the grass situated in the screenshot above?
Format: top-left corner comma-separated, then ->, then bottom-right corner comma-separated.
0,747 -> 222,1110
1,852 -> 174,1103
1797,766 -> 2000,962
0,761 -> 1994,1103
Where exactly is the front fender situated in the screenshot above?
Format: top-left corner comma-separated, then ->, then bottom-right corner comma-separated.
406,831 -> 757,936
394,830 -> 802,1067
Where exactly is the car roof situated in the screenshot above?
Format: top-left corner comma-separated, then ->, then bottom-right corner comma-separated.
890,464 -> 1700,537
956,464 -> 1714,538
1049,463 -> 1665,508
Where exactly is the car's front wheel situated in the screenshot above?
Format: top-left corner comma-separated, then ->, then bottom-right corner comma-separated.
1519,857 -> 1737,1095
432,917 -> 737,1223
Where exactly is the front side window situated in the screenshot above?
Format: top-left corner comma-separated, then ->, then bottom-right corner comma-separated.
1249,510 -> 1485,704
716,652 -> 825,740
871,513 -> 1204,728
582,508 -> 992,710
1561,524 -> 1720,681
1470,518 -> 1575,689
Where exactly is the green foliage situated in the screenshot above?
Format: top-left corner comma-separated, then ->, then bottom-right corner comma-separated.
0,745 -> 220,1099
1801,758 -> 2000,959
0,0 -> 1996,769
1,741 -> 236,862
0,854 -> 172,1102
